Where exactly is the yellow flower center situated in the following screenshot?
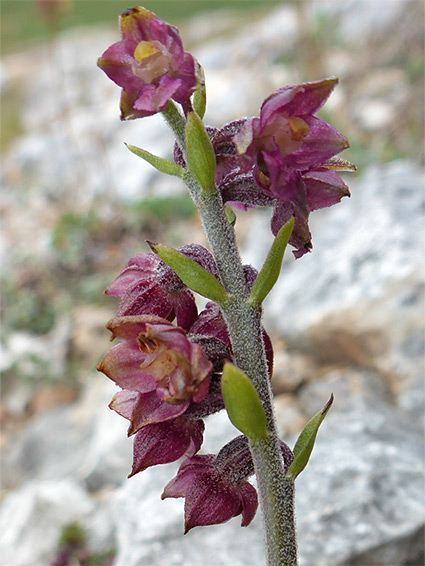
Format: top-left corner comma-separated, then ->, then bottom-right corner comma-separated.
263,114 -> 310,157
132,40 -> 172,83
134,40 -> 160,62
288,116 -> 310,141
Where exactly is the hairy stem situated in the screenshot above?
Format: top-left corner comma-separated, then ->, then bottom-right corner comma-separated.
194,185 -> 298,566
162,105 -> 298,566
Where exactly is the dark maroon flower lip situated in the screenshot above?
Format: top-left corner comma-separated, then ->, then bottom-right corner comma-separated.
97,6 -> 201,119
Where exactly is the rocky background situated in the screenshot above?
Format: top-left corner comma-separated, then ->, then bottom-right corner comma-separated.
1,1 -> 424,565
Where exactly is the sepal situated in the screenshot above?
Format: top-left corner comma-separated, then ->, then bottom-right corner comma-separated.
286,394 -> 333,480
125,143 -> 184,177
221,362 -> 268,440
148,241 -> 229,305
249,217 -> 295,306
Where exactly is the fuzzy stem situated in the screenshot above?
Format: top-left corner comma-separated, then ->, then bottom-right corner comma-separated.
162,105 -> 298,566
193,185 -> 299,566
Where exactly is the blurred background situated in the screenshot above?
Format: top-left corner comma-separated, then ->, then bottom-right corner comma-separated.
1,1 -> 424,565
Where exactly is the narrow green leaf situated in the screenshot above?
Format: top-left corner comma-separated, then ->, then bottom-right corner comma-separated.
125,143 -> 183,177
185,112 -> 216,192
221,362 -> 269,439
249,217 -> 295,306
286,394 -> 334,480
148,241 -> 228,305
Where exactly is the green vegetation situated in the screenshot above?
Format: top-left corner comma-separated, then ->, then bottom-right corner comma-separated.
1,275 -> 57,335
59,521 -> 86,547
1,0 -> 279,54
126,193 -> 197,225
55,521 -> 116,566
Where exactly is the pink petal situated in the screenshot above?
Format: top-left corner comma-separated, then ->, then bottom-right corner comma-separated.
109,389 -> 140,420
97,39 -> 142,92
278,77 -> 338,116
303,169 -> 350,212
172,52 -> 198,103
133,76 -> 181,114
117,282 -> 172,318
106,266 -> 154,297
287,116 -> 349,169
105,315 -> 171,341
129,390 -> 189,432
98,341 -> 157,392
129,418 -> 204,476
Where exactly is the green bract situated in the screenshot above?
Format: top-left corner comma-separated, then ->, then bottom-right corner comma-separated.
222,362 -> 269,440
249,217 -> 295,306
125,144 -> 184,177
286,394 -> 334,480
148,242 -> 229,305
185,112 -> 216,192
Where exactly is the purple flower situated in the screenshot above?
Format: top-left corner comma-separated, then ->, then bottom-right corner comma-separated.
162,435 -> 294,531
98,315 -> 213,415
97,6 -> 201,119
105,244 -> 218,331
162,437 -> 258,532
106,252 -> 196,330
234,78 -> 351,257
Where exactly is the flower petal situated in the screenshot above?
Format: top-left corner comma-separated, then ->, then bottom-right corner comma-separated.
128,390 -> 190,434
239,481 -> 258,527
133,75 -> 182,114
287,116 -> 349,169
129,417 -> 204,476
183,475 -> 241,532
97,38 -> 142,92
303,169 -> 350,212
98,341 -> 157,392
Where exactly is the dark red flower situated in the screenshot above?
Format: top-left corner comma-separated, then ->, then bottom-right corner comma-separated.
162,437 -> 258,532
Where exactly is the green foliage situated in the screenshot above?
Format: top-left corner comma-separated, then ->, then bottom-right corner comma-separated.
51,210 -> 102,270
222,362 -> 269,439
249,217 -> 294,306
126,194 -> 197,226
149,241 -> 229,304
1,0 -> 276,54
56,521 -> 116,566
185,112 -> 217,193
59,521 -> 86,547
193,65 -> 207,119
286,394 -> 334,480
125,144 -> 184,177
1,275 -> 56,335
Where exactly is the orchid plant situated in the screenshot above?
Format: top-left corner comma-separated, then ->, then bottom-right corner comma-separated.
97,7 -> 354,565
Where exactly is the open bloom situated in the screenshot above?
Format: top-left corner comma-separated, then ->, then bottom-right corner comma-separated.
97,6 -> 200,119
97,316 -> 213,473
234,78 -> 352,257
98,315 -> 212,420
